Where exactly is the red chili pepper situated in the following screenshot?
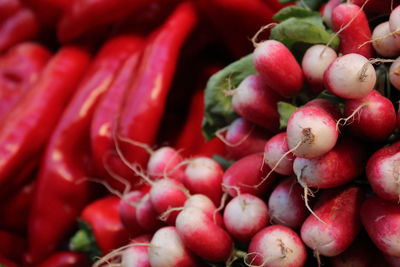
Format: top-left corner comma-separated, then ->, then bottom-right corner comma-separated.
0,46 -> 90,198
70,196 -> 130,256
25,35 -> 143,265
20,0 -> 69,26
0,0 -> 22,22
0,7 -> 39,53
0,256 -> 18,267
116,1 -> 197,184
90,40 -> 144,191
0,231 -> 26,263
0,179 -> 34,234
0,42 -> 51,120
36,251 -> 90,267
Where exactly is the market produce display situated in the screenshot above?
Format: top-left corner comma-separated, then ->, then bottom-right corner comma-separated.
1,0 -> 400,266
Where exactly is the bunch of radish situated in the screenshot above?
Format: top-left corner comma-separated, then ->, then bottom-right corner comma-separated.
80,1 -> 400,267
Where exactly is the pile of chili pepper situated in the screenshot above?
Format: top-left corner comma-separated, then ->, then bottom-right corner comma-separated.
0,0 -> 285,266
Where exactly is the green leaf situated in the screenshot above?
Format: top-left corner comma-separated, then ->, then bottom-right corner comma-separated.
270,17 -> 340,50
273,6 -> 320,22
212,154 -> 235,170
296,0 -> 325,10
69,219 -> 101,262
278,102 -> 298,129
202,54 -> 257,140
279,0 -> 296,3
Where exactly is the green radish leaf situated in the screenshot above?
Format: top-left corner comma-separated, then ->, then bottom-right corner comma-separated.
296,0 -> 325,10
279,0 -> 296,3
278,102 -> 298,129
203,54 -> 257,140
212,154 -> 235,170
69,219 -> 101,262
273,6 -> 321,22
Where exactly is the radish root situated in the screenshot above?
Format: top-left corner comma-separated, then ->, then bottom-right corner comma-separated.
359,58 -> 400,81
251,23 -> 278,47
336,103 -> 368,130
158,206 -> 184,222
215,124 -> 255,147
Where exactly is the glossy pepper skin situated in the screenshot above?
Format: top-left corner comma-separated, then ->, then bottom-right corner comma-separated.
0,231 -> 26,263
116,1 -> 198,185
90,40 -> 144,191
36,251 -> 90,267
20,0 -> 69,26
0,42 -> 51,120
25,35 -> 144,265
0,46 -> 90,197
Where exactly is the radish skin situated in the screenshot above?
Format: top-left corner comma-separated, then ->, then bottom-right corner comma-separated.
135,193 -> 164,232
147,147 -> 185,182
372,21 -> 400,58
264,132 -> 295,176
118,190 -> 146,236
183,194 -> 223,227
121,235 -> 151,267
389,56 -> 400,91
389,5 -> 400,49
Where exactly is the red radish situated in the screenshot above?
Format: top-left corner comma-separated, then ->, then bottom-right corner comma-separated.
343,90 -> 396,142
264,132 -> 295,176
301,44 -> 337,94
135,193 -> 164,232
148,226 -> 199,267
253,40 -> 304,97
121,235 -> 151,267
300,186 -> 364,257
182,156 -> 223,206
118,190 -> 146,236
361,196 -> 400,257
286,103 -> 338,158
268,177 -> 309,229
389,5 -> 400,48
389,57 -> 400,91
223,193 -> 269,243
222,153 -> 277,197
321,0 -> 341,28
183,194 -> 224,227
366,141 -> 400,203
331,3 -> 373,58
223,118 -> 271,160
175,206 -> 233,262
372,21 -> 400,57
324,53 -> 376,99
231,74 -> 283,132
147,146 -> 185,182
293,137 -> 366,189
248,225 -> 307,267
304,98 -> 341,119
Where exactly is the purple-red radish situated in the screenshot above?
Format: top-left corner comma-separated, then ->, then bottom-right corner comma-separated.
231,74 -> 283,132
183,194 -> 224,227
286,103 -> 338,158
389,57 -> 400,91
247,225 -> 307,267
264,132 -> 295,176
389,5 -> 400,48
222,118 -> 271,160
300,186 -> 364,257
321,0 -> 341,28
148,226 -> 199,267
223,193 -> 269,243
301,44 -> 337,94
343,90 -> 396,142
118,190 -> 146,236
360,196 -> 400,258
324,53 -> 376,99
372,21 -> 400,58
182,156 -> 223,206
366,141 -> 400,203
253,40 -> 304,98
175,206 -> 233,262
268,177 -> 309,229
147,146 -> 185,182
222,153 -> 277,197
331,3 -> 373,58
136,193 -> 164,232
293,137 -> 366,189
121,235 -> 151,267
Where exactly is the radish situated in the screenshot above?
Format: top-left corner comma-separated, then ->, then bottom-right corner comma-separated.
253,40 -> 304,98
264,132 -> 295,176
324,53 -> 376,99
321,0 -> 341,28
366,141 -> 400,203
389,5 -> 400,49
223,118 -> 271,160
118,190 -> 146,236
293,137 -> 366,189
183,194 -> 223,227
300,186 -> 364,257
121,235 -> 151,267
223,193 -> 269,243
286,103 -> 338,158
182,156 -> 223,206
360,196 -> 400,257
301,44 -> 337,94
147,146 -> 185,182
268,177 -> 309,229
304,98 -> 341,119
148,226 -> 199,267
331,3 -> 373,58
389,56 -> 400,91
372,21 -> 400,58
175,206 -> 233,262
247,225 -> 307,267
135,193 -> 164,232
222,153 -> 277,197
231,74 -> 283,132
343,90 -> 396,142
